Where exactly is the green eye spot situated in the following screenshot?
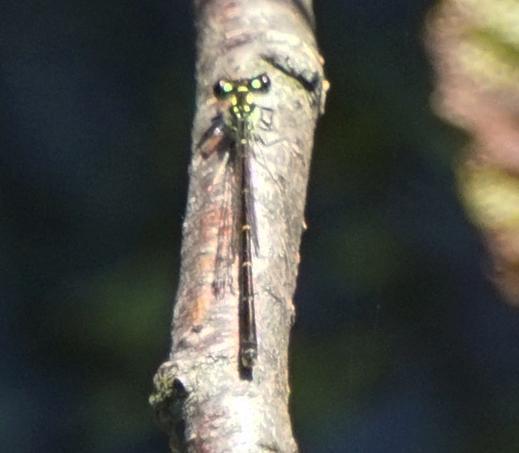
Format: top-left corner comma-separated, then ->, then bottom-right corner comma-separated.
223,82 -> 233,93
250,79 -> 262,90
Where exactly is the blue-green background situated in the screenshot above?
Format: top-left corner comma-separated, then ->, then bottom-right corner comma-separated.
3,1 -> 519,452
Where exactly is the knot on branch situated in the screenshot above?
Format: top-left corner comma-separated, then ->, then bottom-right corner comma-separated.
149,361 -> 189,437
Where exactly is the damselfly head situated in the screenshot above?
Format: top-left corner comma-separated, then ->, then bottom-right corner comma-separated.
213,74 -> 271,99
213,74 -> 271,121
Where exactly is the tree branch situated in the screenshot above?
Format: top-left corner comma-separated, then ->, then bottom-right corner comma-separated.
150,1 -> 327,451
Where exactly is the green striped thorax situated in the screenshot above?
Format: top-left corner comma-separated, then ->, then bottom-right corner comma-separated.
213,74 -> 271,127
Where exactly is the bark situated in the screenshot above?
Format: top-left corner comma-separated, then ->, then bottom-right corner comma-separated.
426,0 -> 519,304
150,1 -> 327,451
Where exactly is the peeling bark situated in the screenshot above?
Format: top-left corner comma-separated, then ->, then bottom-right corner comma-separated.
150,1 -> 327,451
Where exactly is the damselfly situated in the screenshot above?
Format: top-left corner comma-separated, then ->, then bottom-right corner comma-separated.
210,73 -> 271,370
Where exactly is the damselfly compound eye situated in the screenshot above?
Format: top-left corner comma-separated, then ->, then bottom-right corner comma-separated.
213,80 -> 234,99
250,74 -> 270,92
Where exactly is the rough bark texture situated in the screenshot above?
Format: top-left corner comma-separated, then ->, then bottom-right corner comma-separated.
426,0 -> 519,304
150,1 -> 327,451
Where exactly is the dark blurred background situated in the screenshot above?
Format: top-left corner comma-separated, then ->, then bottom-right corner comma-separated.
2,1 -> 519,452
